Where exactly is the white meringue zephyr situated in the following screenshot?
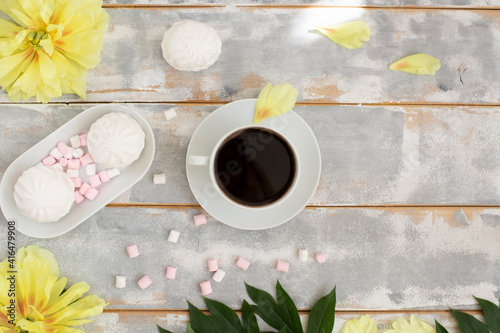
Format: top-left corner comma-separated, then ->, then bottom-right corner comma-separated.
87,112 -> 145,168
14,165 -> 75,223
161,19 -> 222,71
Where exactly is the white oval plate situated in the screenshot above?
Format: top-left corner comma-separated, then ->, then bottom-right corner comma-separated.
0,105 -> 155,238
186,99 -> 321,230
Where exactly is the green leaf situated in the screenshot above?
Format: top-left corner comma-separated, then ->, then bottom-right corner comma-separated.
203,297 -> 243,333
157,324 -> 173,333
242,300 -> 260,333
245,282 -> 290,331
276,281 -> 303,333
451,308 -> 490,333
188,301 -> 221,333
277,328 -> 288,333
435,320 -> 450,333
186,323 -> 195,333
475,297 -> 500,333
306,286 -> 336,333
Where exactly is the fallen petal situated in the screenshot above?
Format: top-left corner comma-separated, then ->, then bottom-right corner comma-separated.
316,21 -> 371,49
389,53 -> 441,75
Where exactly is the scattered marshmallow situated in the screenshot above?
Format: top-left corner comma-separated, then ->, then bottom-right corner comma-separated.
80,134 -> 88,146
86,164 -> 96,176
236,257 -> 250,270
168,230 -> 180,243
164,109 -> 178,121
71,177 -> 82,188
212,269 -> 226,283
193,214 -> 207,226
79,183 -> 91,195
199,280 -> 212,295
276,260 -> 290,272
115,276 -> 126,288
63,147 -> 74,159
153,173 -> 166,185
57,141 -> 68,154
42,156 -> 56,166
80,153 -> 93,166
107,168 -> 120,178
85,187 -> 99,200
89,174 -> 102,188
72,148 -> 84,158
50,147 -> 63,160
207,259 -> 218,272
74,191 -> 85,204
99,170 -> 110,183
69,135 -> 81,148
127,244 -> 140,258
298,249 -> 308,262
165,266 -> 177,280
60,157 -> 68,167
67,169 -> 80,178
68,159 -> 81,169
315,252 -> 326,264
138,275 -> 152,289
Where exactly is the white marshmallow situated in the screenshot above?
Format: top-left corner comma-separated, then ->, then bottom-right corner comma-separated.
115,276 -> 126,288
69,135 -> 81,148
86,164 -> 96,176
168,230 -> 180,243
298,249 -> 308,262
67,168 -> 80,178
63,147 -> 74,159
164,109 -> 178,121
72,147 -> 84,158
153,173 -> 166,184
212,269 -> 226,283
50,147 -> 63,160
107,168 -> 120,178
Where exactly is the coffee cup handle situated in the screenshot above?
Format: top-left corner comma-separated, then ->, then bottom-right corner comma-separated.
188,155 -> 210,166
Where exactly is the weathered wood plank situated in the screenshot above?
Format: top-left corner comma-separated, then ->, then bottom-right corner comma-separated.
1,104 -> 500,205
1,207 -> 499,310
1,7 -> 499,104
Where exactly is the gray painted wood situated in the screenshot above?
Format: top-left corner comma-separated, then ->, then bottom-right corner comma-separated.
1,104 -> 500,205
1,7 -> 499,104
1,207 -> 498,310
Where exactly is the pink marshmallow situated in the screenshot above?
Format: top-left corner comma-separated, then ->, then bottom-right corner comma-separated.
207,259 -> 218,272
127,244 -> 139,258
71,177 -> 82,188
84,187 -> 99,200
42,156 -> 56,166
74,191 -> 85,204
80,134 -> 88,146
315,252 -> 326,264
67,159 -> 81,169
59,157 -> 68,166
138,275 -> 152,289
236,257 -> 250,271
89,174 -> 102,188
276,260 -> 290,272
80,153 -> 93,166
79,183 -> 91,195
193,214 -> 207,226
57,141 -> 68,154
165,266 -> 177,280
199,280 -> 212,295
99,170 -> 110,183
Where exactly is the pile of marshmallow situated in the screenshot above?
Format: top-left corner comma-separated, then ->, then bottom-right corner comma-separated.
41,135 -> 120,204
115,213 -> 326,296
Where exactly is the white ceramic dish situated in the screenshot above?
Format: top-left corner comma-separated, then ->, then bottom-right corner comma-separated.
0,105 -> 155,238
186,99 -> 321,230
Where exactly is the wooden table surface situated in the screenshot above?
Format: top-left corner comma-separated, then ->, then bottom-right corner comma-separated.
1,1 -> 500,332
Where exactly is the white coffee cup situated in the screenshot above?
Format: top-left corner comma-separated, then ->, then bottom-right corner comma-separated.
188,124 -> 300,210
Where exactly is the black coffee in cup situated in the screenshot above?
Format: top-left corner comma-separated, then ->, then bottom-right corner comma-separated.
214,128 -> 296,207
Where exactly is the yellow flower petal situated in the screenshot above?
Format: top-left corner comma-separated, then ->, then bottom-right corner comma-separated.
316,21 -> 371,49
253,82 -> 298,124
43,282 -> 90,316
385,315 -> 436,333
389,54 -> 441,75
341,315 -> 379,333
16,318 -> 44,333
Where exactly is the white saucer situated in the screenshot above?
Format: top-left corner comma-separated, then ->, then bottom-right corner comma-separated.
186,99 -> 321,230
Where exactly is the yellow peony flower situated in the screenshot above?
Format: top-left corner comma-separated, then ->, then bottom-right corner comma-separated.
341,315 -> 379,333
385,315 -> 436,333
0,0 -> 109,103
0,245 -> 107,332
